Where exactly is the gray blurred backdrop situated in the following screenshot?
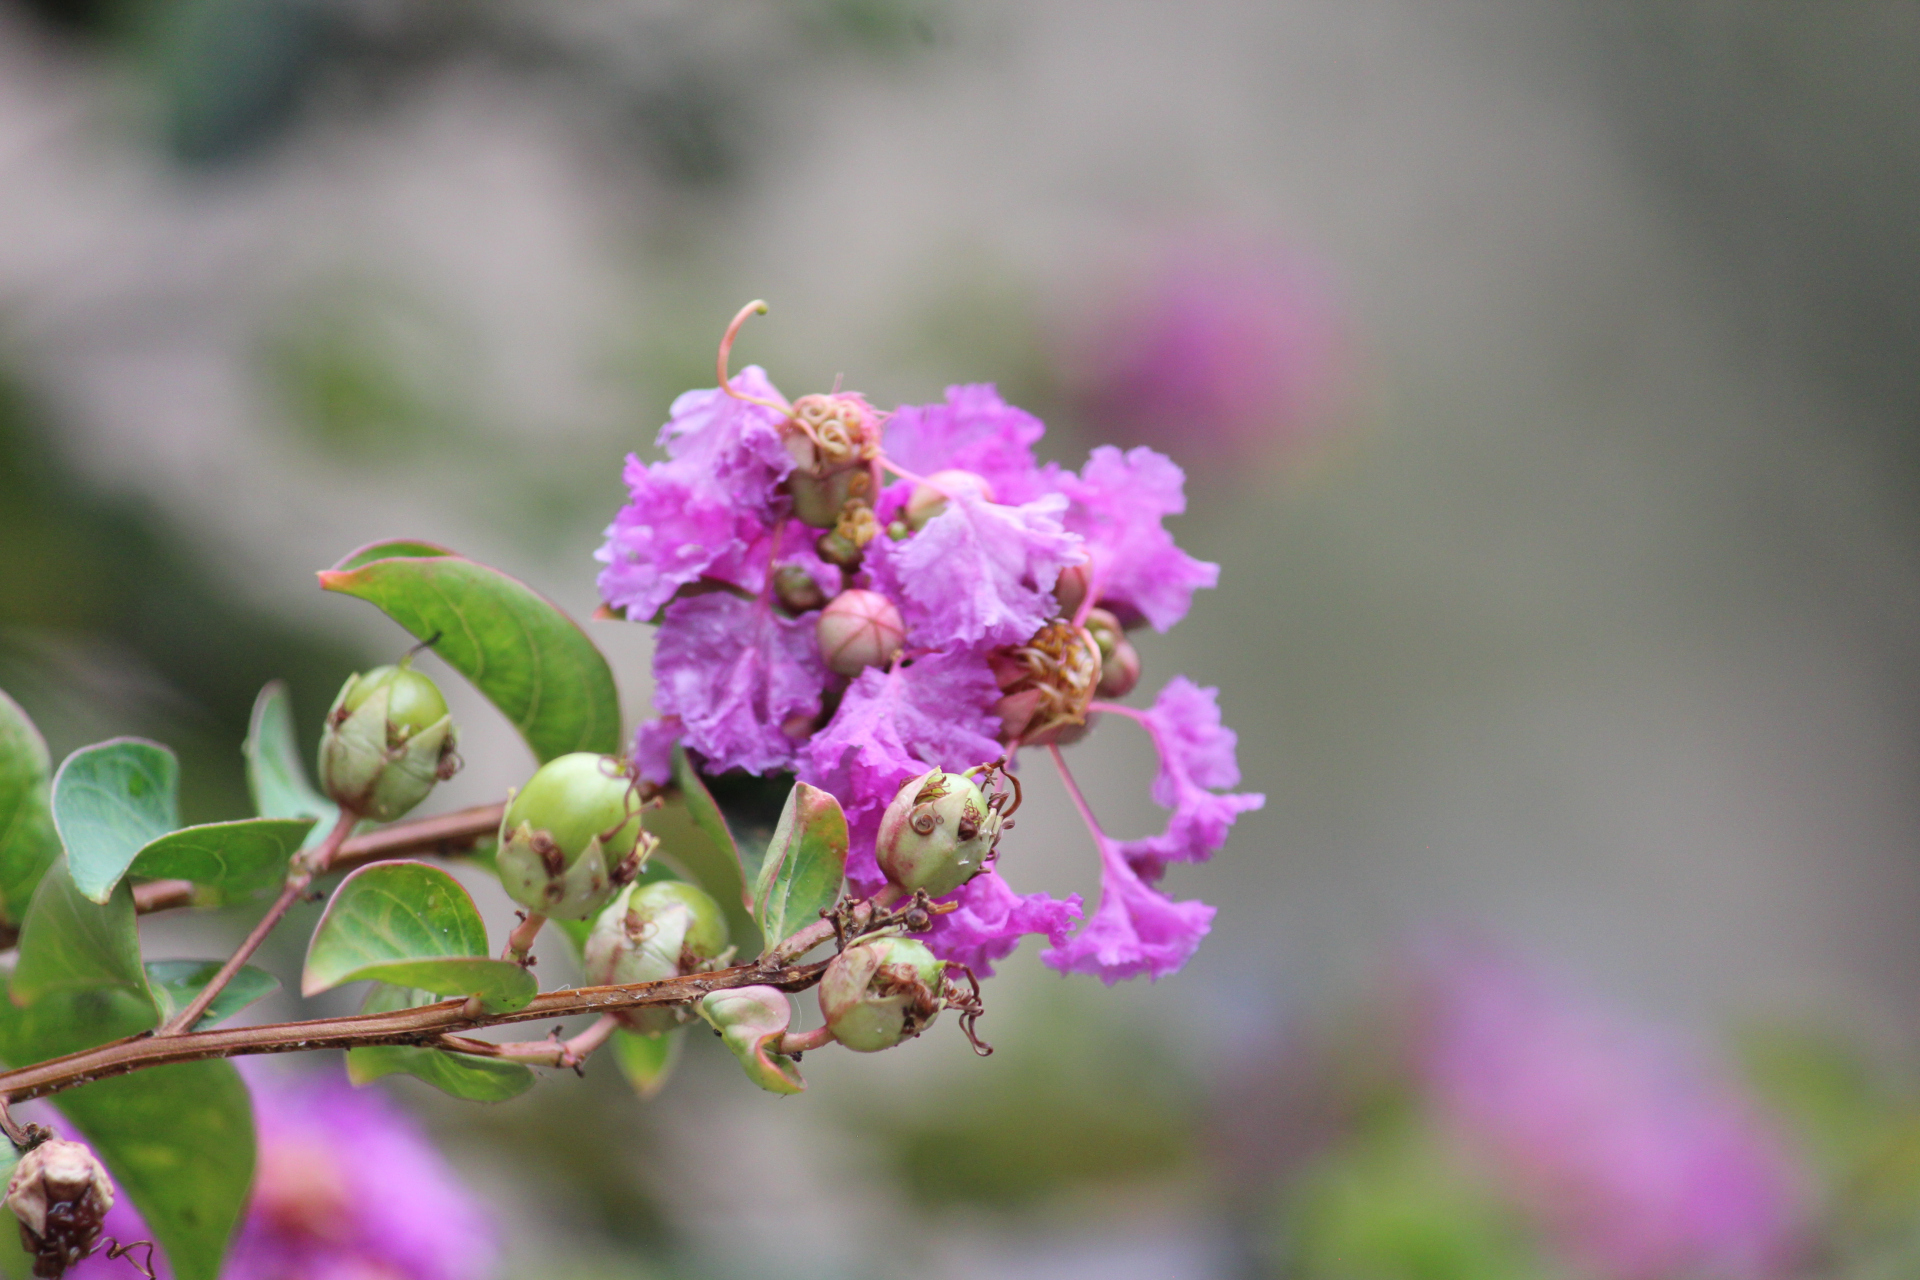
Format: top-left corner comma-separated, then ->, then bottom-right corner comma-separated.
1,2 -> 1917,1277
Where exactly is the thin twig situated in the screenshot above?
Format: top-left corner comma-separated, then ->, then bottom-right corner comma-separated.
0,959 -> 830,1104
157,809 -> 358,1036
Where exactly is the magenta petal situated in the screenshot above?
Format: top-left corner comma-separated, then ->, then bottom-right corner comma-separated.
1111,677 -> 1265,878
631,717 -> 681,786
593,367 -> 795,619
881,384 -> 1049,503
1052,445 -> 1218,632
1042,833 -> 1215,983
868,491 -> 1083,650
653,593 -> 827,776
924,871 -> 1082,976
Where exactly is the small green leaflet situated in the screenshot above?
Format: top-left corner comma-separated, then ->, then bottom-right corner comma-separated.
612,1027 -> 684,1100
244,681 -> 339,847
751,783 -> 848,950
302,861 -> 536,1012
145,960 -> 279,1030
0,691 -> 60,926
51,739 -> 178,904
318,540 -> 621,763
11,860 -> 147,1005
128,817 -> 316,902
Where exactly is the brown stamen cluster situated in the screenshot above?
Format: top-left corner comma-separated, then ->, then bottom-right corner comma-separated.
990,619 -> 1102,746
785,393 -> 880,474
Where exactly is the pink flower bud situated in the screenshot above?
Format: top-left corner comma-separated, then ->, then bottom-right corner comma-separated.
1053,559 -> 1093,619
1084,608 -> 1140,697
904,469 -> 995,531
815,590 -> 905,677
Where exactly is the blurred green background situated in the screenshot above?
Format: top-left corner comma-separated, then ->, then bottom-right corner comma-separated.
3,1 -> 1919,1277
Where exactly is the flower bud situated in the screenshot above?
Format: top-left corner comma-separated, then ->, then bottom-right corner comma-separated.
815,528 -> 863,568
1084,608 -> 1141,697
816,590 -> 905,677
496,753 -> 649,920
318,663 -> 459,821
875,768 -> 1001,897
699,986 -> 804,1094
584,880 -> 731,1033
1054,559 -> 1093,619
772,565 -> 827,613
904,469 -> 994,531
6,1139 -> 114,1278
819,936 -> 946,1052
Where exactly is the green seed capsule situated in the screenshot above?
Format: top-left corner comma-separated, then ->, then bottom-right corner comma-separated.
496,753 -> 648,920
318,664 -> 459,821
874,768 -> 1001,897
819,936 -> 946,1052
584,879 -> 731,1033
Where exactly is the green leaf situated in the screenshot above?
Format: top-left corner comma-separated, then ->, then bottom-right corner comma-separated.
145,960 -> 279,1029
244,681 -> 339,847
11,860 -> 147,1004
52,739 -> 180,904
0,986 -> 254,1280
346,984 -> 535,1101
128,817 -> 316,902
319,540 -> 620,762
751,783 -> 848,949
667,745 -> 761,949
0,691 -> 60,926
302,861 -> 536,1012
612,1027 -> 684,1100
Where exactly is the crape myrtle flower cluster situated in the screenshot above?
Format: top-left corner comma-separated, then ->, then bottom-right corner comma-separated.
1416,950 -> 1807,1280
61,1075 -> 497,1280
596,302 -> 1264,983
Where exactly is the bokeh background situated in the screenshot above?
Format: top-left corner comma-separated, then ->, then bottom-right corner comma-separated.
4,2 -> 1920,1277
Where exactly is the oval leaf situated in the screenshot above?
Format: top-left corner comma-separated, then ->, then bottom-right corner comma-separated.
612,1027 -> 684,1100
752,783 -> 848,950
145,960 -> 279,1030
0,985 -> 253,1280
53,739 -> 180,904
303,861 -> 535,1011
319,541 -> 620,762
0,691 -> 60,926
12,860 -> 147,1005
244,681 -> 339,847
129,817 -> 316,901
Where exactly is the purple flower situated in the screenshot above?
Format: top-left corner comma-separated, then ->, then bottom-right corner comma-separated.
1417,950 -> 1808,1280
798,650 -> 1005,889
594,367 -> 793,620
923,870 -> 1082,976
1049,447 -> 1218,632
68,1073 -> 497,1280
866,490 -> 1083,650
631,716 -> 681,786
879,384 -> 1049,504
1041,829 -> 1215,983
652,592 -> 827,776
1110,678 -> 1264,880
1070,238 -> 1351,462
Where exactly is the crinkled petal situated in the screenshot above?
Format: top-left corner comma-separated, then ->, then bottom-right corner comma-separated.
882,384 -> 1049,503
1111,677 -> 1264,879
798,649 -> 1004,887
654,593 -> 827,776
1042,833 -> 1214,983
1051,445 -> 1218,631
631,717 -> 682,786
593,368 -> 795,619
924,871 -> 1082,976
868,491 -> 1083,650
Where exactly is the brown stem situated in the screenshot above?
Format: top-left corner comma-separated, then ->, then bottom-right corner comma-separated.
157,810 -> 357,1036
0,959 -> 828,1104
448,1013 -> 622,1070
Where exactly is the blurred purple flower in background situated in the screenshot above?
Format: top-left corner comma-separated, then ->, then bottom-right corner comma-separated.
1416,950 -> 1808,1280
1068,235 -> 1353,464
71,1073 -> 497,1279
